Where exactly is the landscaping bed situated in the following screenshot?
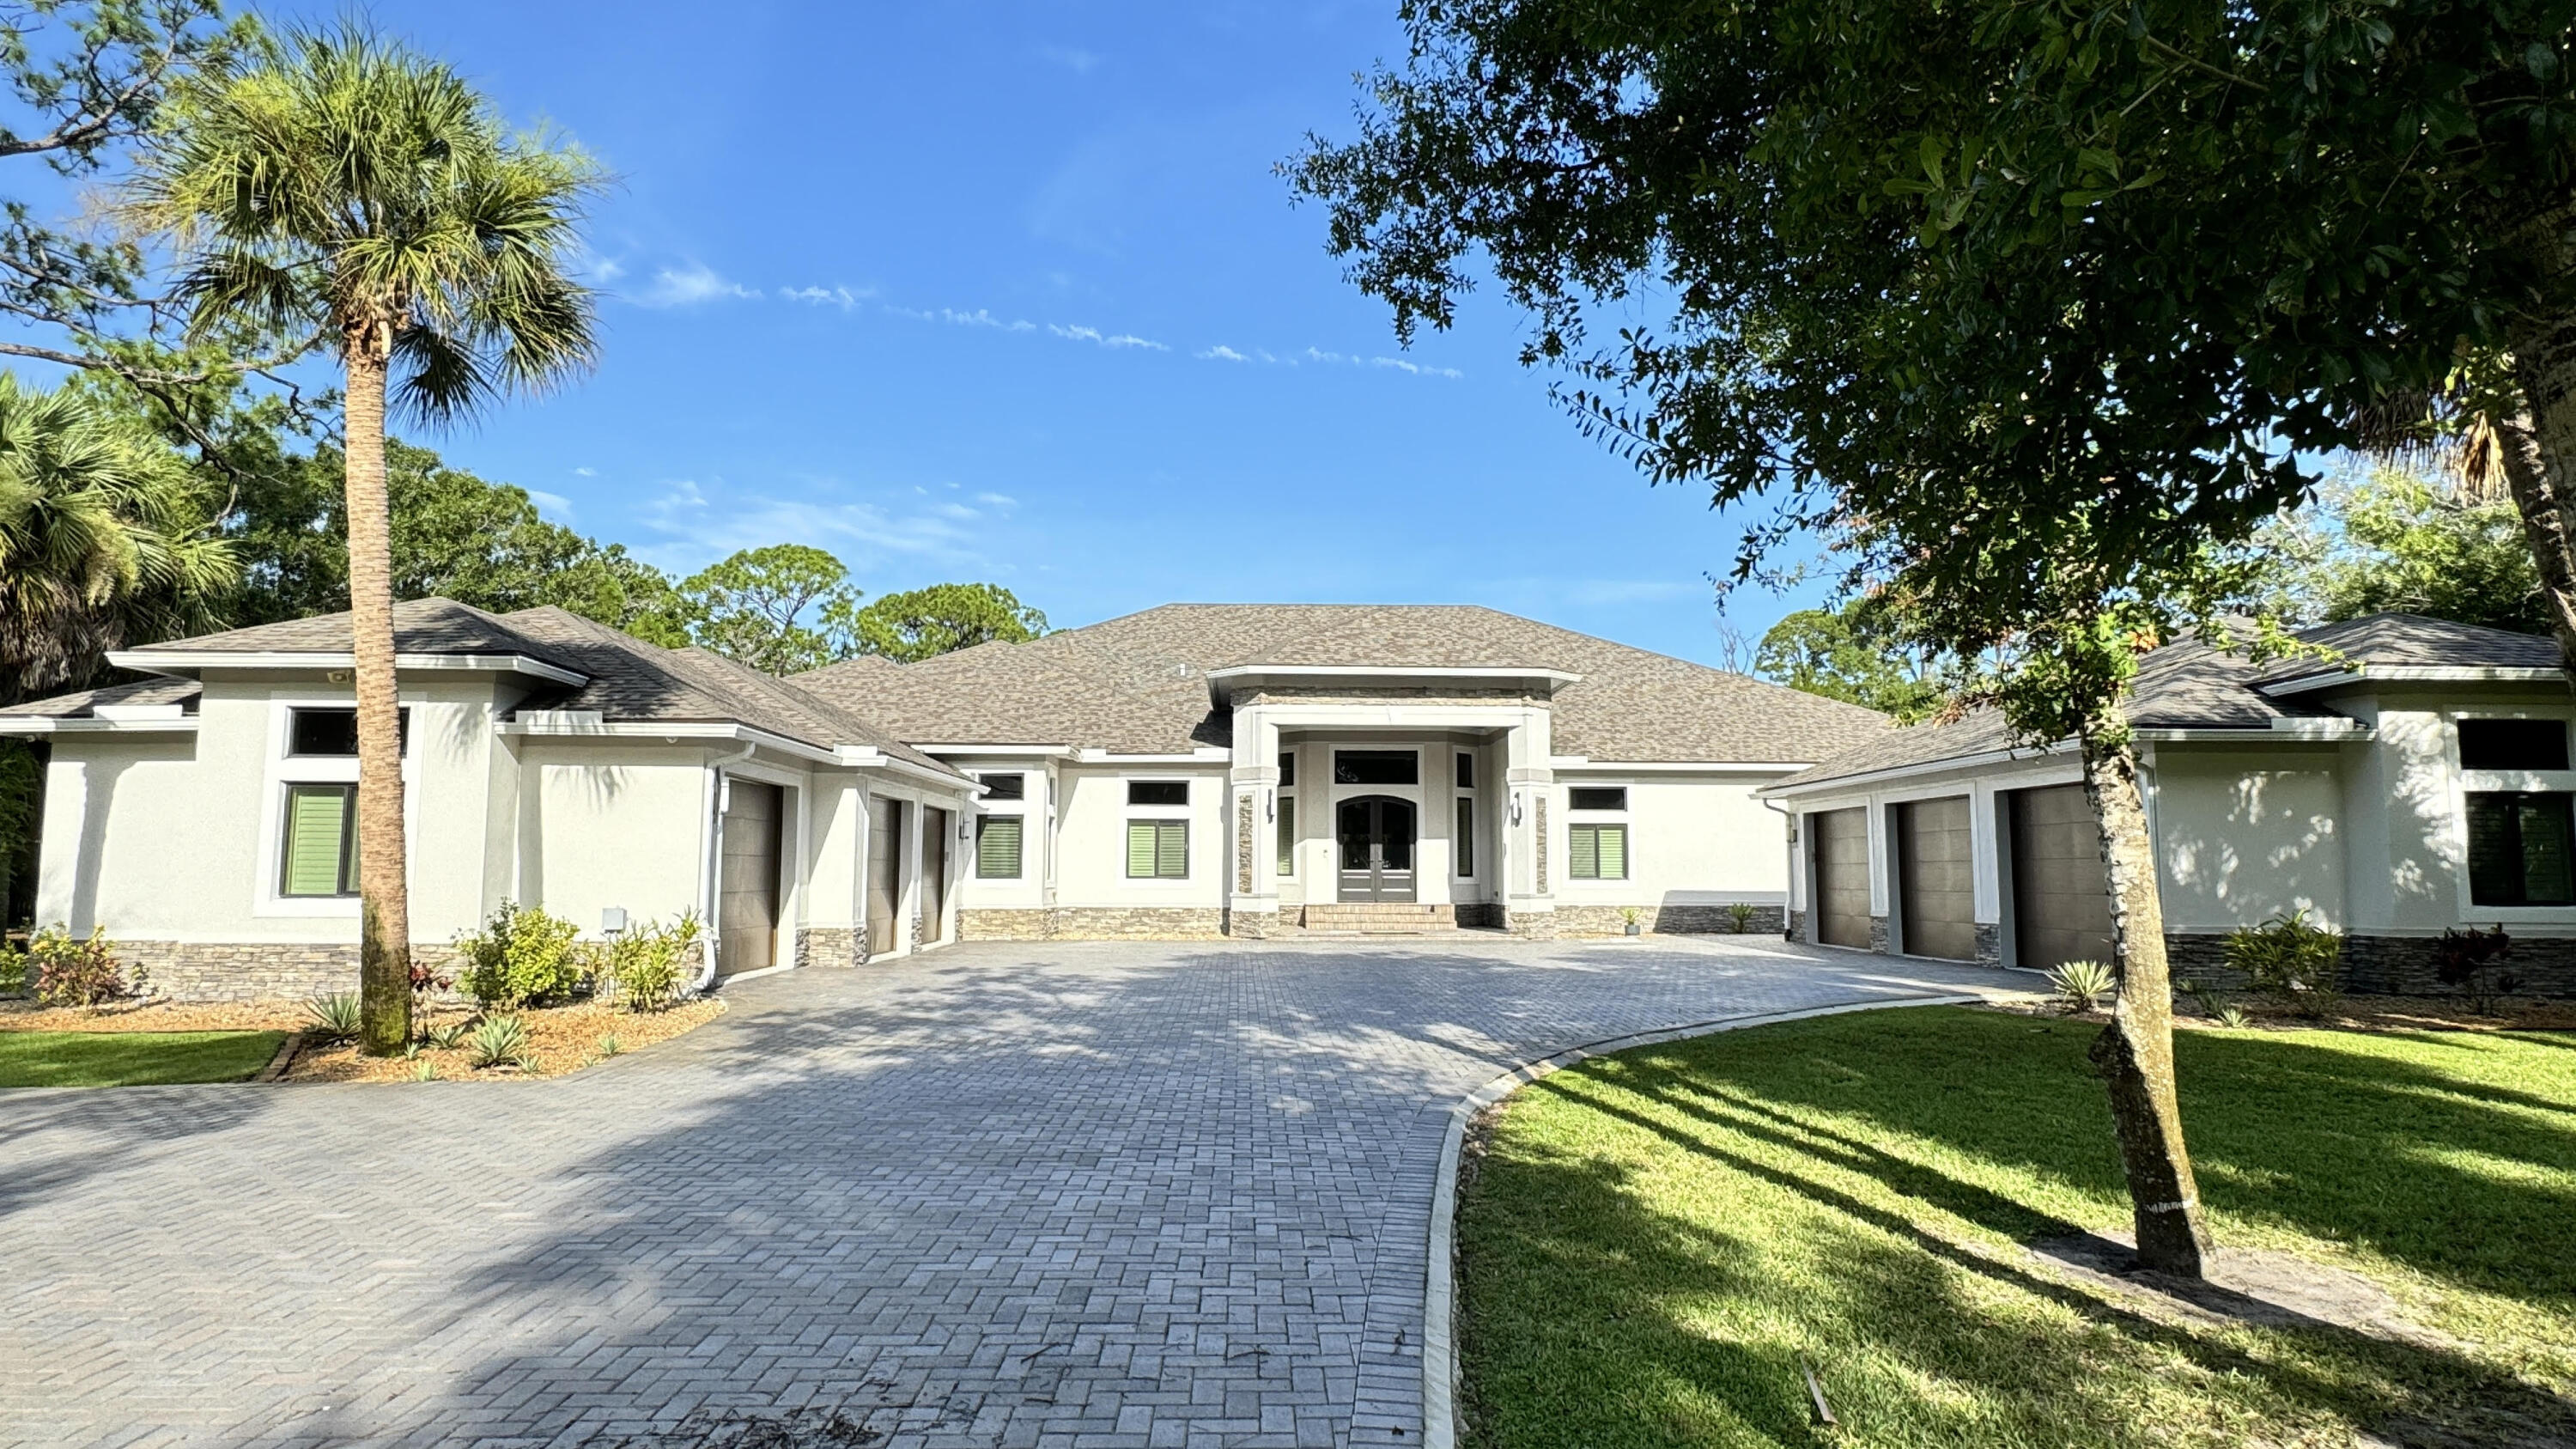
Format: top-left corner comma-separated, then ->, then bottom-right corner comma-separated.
0,1028 -> 287,1087
1456,1004 -> 2576,1448
284,996 -> 725,1081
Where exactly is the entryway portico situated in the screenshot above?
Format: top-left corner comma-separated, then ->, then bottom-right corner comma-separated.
1209,663 -> 1579,935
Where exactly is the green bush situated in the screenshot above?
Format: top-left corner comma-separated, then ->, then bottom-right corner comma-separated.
301,992 -> 362,1041
0,938 -> 26,997
467,1013 -> 529,1069
1725,902 -> 1758,933
27,925 -> 134,1007
454,904 -> 587,1008
2222,909 -> 2344,1016
596,910 -> 700,1013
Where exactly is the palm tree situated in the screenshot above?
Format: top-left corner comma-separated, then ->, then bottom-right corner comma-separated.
0,373 -> 232,708
127,27 -> 601,1054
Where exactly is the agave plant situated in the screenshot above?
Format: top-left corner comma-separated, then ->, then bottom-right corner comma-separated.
467,1013 -> 530,1070
422,1020 -> 471,1050
2215,1005 -> 2252,1031
2044,959 -> 2117,1014
301,991 -> 364,1041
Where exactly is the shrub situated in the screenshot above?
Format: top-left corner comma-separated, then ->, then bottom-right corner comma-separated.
2215,1004 -> 2251,1030
2437,925 -> 2518,1014
454,904 -> 587,1008
423,1020 -> 471,1050
301,992 -> 362,1041
2045,959 -> 2116,1013
467,1013 -> 529,1069
597,911 -> 701,1013
597,1032 -> 623,1057
28,925 -> 131,1007
2222,910 -> 2344,1016
0,938 -> 26,997
1725,902 -> 1758,934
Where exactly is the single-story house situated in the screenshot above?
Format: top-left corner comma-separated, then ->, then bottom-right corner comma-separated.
1759,613 -> 2576,996
0,599 -> 1888,1000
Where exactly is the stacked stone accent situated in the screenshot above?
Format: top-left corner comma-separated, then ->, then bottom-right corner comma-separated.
1534,797 -> 1548,893
1868,915 -> 1892,953
1785,908 -> 1807,943
116,941 -> 362,1002
795,928 -> 860,970
957,907 -> 1227,941
1975,921 -> 2003,967
1504,908 -> 1558,940
1236,796 -> 1255,894
1228,910 -> 1274,940
1547,904 -> 1789,937
1453,902 -> 1504,929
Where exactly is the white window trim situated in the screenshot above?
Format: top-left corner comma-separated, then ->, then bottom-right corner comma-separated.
256,696 -> 419,918
2447,708 -> 2576,922
974,812 -> 1029,881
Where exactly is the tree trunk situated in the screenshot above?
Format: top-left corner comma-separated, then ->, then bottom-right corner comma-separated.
2498,195 -> 2576,683
344,325 -> 411,1056
2077,724 -> 2213,1278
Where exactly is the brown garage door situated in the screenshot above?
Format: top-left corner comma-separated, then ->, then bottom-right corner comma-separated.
716,779 -> 781,980
2010,783 -> 2116,971
920,807 -> 950,945
1898,796 -> 1978,961
1811,807 -> 1873,948
866,797 -> 901,956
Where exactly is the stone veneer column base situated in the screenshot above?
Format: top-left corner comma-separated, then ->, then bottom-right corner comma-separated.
115,941 -> 471,1003
1784,908 -> 1807,944
1504,909 -> 1558,941
795,927 -> 860,969
2166,929 -> 2576,999
1546,904 -> 1789,937
1974,921 -> 2003,967
956,907 -> 1228,942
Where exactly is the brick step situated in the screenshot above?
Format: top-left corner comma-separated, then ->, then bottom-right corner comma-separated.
1297,904 -> 1456,935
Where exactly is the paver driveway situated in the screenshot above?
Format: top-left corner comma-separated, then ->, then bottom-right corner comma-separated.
2,936 -> 2017,1449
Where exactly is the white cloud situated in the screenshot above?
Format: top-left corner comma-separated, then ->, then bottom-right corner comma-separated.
1370,355 -> 1464,379
636,263 -> 759,307
633,484 -> 993,575
975,491 -> 1018,508
1037,43 -> 1101,73
888,303 -> 1037,332
784,284 -> 874,309
525,489 -> 575,521
572,466 -> 597,478
1049,323 -> 1166,350
934,502 -> 979,520
588,257 -> 626,283
1199,344 -> 1249,362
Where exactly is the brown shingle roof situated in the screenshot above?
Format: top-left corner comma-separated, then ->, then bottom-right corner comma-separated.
799,603 -> 1891,763
0,676 -> 201,719
138,597 -> 584,669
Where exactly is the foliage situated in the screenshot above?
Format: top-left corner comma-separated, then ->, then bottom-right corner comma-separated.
465,1011 -> 527,1069
596,1032 -> 621,1057
848,581 -> 1048,663
0,1028 -> 284,1087
675,544 -> 864,673
409,1056 -> 434,1081
2222,911 -> 2345,1017
1753,601 -> 1943,722
2214,1005 -> 2253,1031
595,910 -> 697,1014
299,990 -> 361,1041
2437,926 -> 2522,1015
0,736 -> 39,925
453,903 -> 586,1009
1458,1008 -> 2576,1446
24,923 -> 131,1005
406,953 -> 451,1008
0,934 -> 23,995
2258,469 -> 2550,636
1724,902 -> 1756,934
2044,959 -> 2116,1013
422,1019 -> 469,1050
0,371 -> 232,704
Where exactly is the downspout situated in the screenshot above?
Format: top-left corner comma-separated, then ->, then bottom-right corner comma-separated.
1761,795 -> 1799,941
693,740 -> 757,995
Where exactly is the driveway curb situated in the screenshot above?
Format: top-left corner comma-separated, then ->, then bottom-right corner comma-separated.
1420,992 -> 1991,1449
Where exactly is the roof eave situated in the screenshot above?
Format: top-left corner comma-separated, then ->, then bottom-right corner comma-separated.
111,648 -> 589,688
2257,665 -> 2565,697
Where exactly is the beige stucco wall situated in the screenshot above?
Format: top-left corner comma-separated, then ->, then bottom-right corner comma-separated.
515,740 -> 710,937
1548,774 -> 1795,912
2150,749 -> 2347,931
1052,764 -> 1228,910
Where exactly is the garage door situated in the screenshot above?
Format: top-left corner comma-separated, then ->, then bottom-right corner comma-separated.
1897,795 -> 1977,961
866,797 -> 902,956
716,779 -> 782,980
2009,784 -> 2116,971
1810,807 -> 1873,949
920,807 -> 950,945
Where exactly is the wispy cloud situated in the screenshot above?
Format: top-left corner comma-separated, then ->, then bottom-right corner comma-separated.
887,303 -> 1037,332
572,466 -> 597,478
783,284 -> 874,309
975,491 -> 1018,508
1199,344 -> 1249,362
635,478 -> 993,575
1195,341 -> 1463,380
636,263 -> 760,307
1037,43 -> 1102,73
1049,323 -> 1166,350
525,489 -> 575,521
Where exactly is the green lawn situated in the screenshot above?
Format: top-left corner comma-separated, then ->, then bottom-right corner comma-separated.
1459,1007 -> 2576,1448
0,1030 -> 287,1087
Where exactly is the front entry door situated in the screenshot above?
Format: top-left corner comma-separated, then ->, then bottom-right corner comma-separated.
1337,795 -> 1418,902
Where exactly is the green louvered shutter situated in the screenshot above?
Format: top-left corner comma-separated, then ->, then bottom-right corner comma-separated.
977,816 -> 1023,879
1569,824 -> 1599,880
1596,825 -> 1627,880
1156,821 -> 1188,878
283,786 -> 351,896
1127,820 -> 1158,877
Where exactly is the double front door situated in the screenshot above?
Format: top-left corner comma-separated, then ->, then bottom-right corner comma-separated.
1337,795 -> 1417,902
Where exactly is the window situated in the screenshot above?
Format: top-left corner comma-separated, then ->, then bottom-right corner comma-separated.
1455,752 -> 1474,789
2460,719 -> 2570,771
975,816 -> 1024,879
1279,751 -> 1296,787
279,784 -> 359,897
289,707 -> 408,757
1569,822 -> 1628,880
1455,798 -> 1474,876
1334,750 -> 1418,785
2468,792 -> 2576,906
1569,786 -> 1628,812
977,772 -> 1025,801
1277,797 -> 1296,875
1127,819 -> 1189,879
1128,780 -> 1188,807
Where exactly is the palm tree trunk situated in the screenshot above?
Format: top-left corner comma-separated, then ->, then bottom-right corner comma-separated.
2078,722 -> 2212,1278
2497,194 -> 2576,683
344,326 -> 411,1056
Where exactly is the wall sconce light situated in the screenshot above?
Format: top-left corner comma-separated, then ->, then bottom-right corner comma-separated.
1265,789 -> 1274,822
1510,793 -> 1525,826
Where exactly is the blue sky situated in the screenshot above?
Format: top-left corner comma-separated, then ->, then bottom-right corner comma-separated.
228,0 -> 1830,664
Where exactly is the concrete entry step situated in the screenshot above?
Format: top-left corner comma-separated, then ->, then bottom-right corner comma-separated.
1298,903 -> 1455,935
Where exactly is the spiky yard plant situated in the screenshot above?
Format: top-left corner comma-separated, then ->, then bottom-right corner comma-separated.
126,26 -> 602,1055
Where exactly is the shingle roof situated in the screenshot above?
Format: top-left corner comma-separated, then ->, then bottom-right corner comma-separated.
0,676 -> 202,719
798,603 -> 1891,763
137,597 -> 584,669
1768,612 -> 2564,791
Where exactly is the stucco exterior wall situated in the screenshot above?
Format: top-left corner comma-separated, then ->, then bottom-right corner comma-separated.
2150,750 -> 2348,932
518,740 -> 709,937
1547,774 -> 1794,922
1051,764 -> 1228,910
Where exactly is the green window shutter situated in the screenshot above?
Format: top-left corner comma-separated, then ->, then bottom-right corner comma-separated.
1277,798 -> 1295,876
1127,820 -> 1157,878
1455,798 -> 1473,877
977,816 -> 1023,879
1157,821 -> 1188,878
283,786 -> 351,896
1569,824 -> 1598,880
1597,825 -> 1628,880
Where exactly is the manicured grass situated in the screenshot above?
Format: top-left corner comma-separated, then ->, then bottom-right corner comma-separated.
0,1030 -> 287,1087
1459,1008 -> 2576,1448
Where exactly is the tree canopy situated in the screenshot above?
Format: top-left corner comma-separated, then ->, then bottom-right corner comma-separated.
1754,603 -> 1941,721
671,544 -> 865,675
848,581 -> 1048,663
2262,469 -> 2551,636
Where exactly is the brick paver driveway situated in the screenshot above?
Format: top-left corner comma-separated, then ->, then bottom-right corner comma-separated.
2,936 -> 2017,1448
